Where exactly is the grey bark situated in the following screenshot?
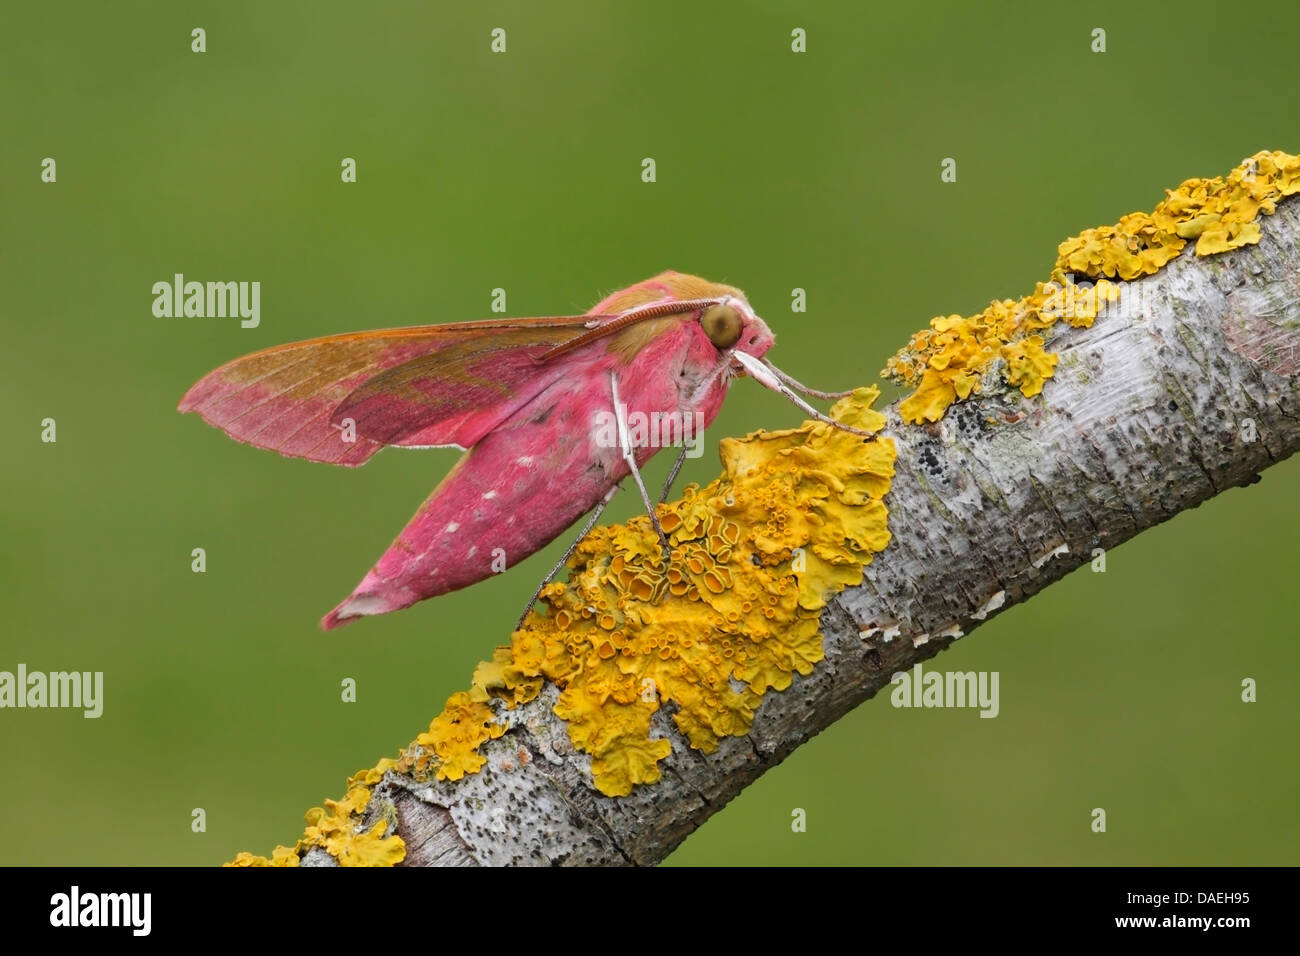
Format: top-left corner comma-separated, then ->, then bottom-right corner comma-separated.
305,197 -> 1300,867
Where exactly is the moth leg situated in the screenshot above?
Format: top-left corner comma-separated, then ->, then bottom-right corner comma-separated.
659,445 -> 689,504
516,485 -> 618,629
610,371 -> 673,562
761,359 -> 855,399
732,351 -> 874,438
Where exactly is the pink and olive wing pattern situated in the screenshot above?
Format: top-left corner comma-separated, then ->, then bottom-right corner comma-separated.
177,317 -> 603,465
332,324 -> 595,448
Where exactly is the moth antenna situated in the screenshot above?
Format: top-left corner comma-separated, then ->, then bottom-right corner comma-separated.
762,359 -> 856,399
539,297 -> 726,362
732,352 -> 875,438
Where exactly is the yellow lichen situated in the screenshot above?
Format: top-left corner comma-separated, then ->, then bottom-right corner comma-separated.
225,757 -> 404,867
999,336 -> 1057,398
409,388 -> 895,797
324,820 -> 406,867
416,690 -> 507,781
226,844 -> 300,867
884,149 -> 1300,423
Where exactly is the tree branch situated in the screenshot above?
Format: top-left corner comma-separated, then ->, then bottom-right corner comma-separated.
255,184 -> 1300,869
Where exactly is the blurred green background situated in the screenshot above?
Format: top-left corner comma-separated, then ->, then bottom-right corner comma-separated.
2,1 -> 1296,866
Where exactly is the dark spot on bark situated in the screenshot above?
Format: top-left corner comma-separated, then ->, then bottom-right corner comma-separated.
531,406 -> 555,425
917,442 -> 944,477
1168,399 -> 1178,411
953,402 -> 989,439
863,648 -> 883,671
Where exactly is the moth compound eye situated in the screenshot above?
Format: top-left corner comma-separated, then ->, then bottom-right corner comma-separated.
700,304 -> 743,350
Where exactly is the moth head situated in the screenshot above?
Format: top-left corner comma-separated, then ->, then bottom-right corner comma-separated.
700,302 -> 743,349
701,296 -> 774,361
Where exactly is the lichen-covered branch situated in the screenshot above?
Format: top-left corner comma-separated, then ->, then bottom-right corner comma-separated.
230,152 -> 1300,868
